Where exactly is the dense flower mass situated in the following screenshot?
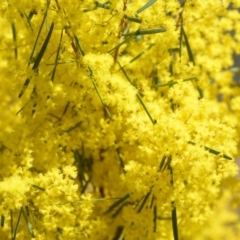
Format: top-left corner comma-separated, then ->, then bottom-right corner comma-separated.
0,0 -> 240,239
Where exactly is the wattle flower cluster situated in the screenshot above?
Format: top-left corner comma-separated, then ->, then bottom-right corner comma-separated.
0,0 -> 240,239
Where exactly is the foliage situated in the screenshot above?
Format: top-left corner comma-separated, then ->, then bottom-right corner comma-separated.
0,0 -> 240,239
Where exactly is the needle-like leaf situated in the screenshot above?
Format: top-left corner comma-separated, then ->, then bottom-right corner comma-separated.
112,226 -> 124,240
10,211 -> 14,239
118,61 -> 156,124
125,15 -> 142,23
137,94 -> 157,124
28,0 -> 50,66
129,44 -> 154,63
181,26 -> 195,65
153,77 -> 198,88
88,67 -> 113,120
136,0 -> 157,14
51,28 -> 63,82
95,1 -> 110,10
73,150 -> 86,187
116,148 -> 126,174
172,205 -> 179,240
104,194 -> 130,214
13,208 -> 22,240
188,141 -> 232,160
19,22 -> 54,98
123,28 -> 167,37
108,35 -> 134,53
153,205 -> 157,232
137,190 -> 151,213
1,215 -> 4,227
169,165 -> 179,240
61,101 -> 70,118
32,22 -> 54,70
11,22 -> 17,59
22,208 -> 35,237
158,155 -> 167,172
65,121 -> 82,133
30,184 -> 46,191
179,24 -> 183,60
74,35 -> 85,56
162,155 -> 172,171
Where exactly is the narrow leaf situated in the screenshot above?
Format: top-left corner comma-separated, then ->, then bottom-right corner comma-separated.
10,210 -> 14,239
116,148 -> 126,174
188,141 -> 232,160
153,205 -> 157,232
123,28 -> 167,36
46,60 -> 77,65
137,93 -> 157,124
11,22 -> 17,59
111,203 -> 127,218
153,77 -> 197,88
153,80 -> 175,88
125,15 -> 141,23
130,44 -> 154,63
25,206 -> 30,217
65,121 -> 82,133
117,61 -> 134,86
74,35 -> 85,56
19,22 -> 54,98
134,195 -> 145,210
169,165 -> 179,240
204,146 -> 232,160
113,226 -> 124,240
95,1 -> 110,9
88,67 -> 113,120
130,51 -> 145,63
84,1 -> 112,12
13,208 -> 22,240
28,0 -> 50,66
61,101 -> 70,118
171,205 -> 179,240
181,26 -> 195,65
104,194 -> 130,214
179,24 -> 183,60
48,113 -> 61,120
162,155 -> 172,172
137,190 -> 151,213
150,196 -> 155,209
27,9 -> 37,22
136,0 -> 157,14
22,208 -> 35,237
152,68 -> 160,86
18,78 -> 31,98
73,150 -> 86,187
81,178 -> 91,194
169,61 -> 173,76
32,22 -> 54,70
51,28 -> 63,82
1,215 -> 4,227
30,184 -> 46,191
117,62 -> 156,124
108,35 -> 134,53
158,155 -> 167,172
